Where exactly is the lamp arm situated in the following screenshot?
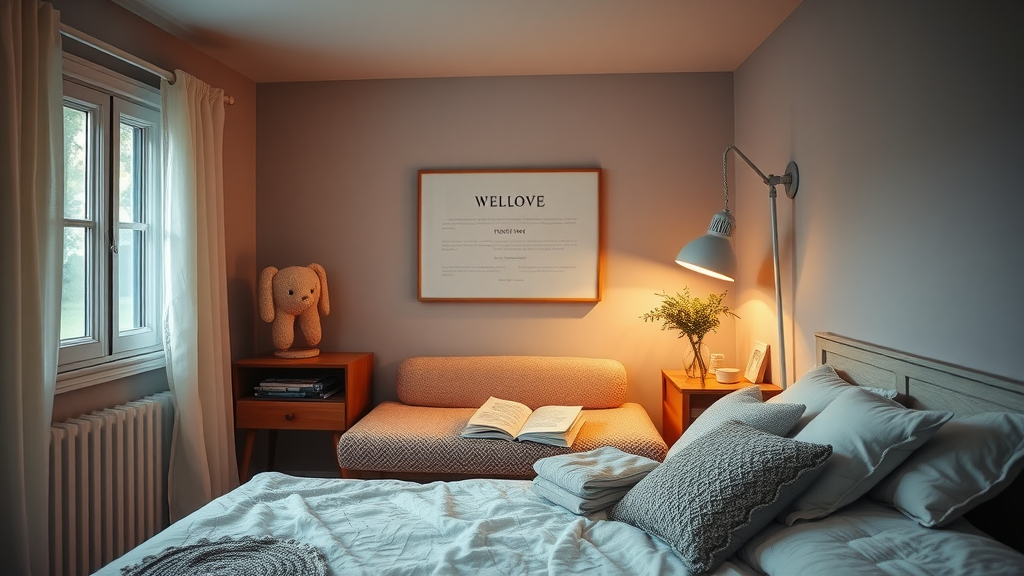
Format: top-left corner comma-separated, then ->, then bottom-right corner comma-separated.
726,145 -> 772,185
723,145 -> 797,208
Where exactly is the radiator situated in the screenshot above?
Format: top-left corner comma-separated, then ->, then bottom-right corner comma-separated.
49,391 -> 174,576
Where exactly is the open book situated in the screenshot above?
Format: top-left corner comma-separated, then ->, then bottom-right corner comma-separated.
460,396 -> 585,447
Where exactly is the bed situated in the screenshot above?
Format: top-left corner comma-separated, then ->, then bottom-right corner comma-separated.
94,333 -> 1024,575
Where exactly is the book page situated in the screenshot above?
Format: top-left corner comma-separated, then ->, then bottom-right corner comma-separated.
517,405 -> 582,436
464,397 -> 533,436
560,413 -> 586,447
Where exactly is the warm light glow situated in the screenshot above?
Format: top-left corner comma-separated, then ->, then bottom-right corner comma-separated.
676,260 -> 735,282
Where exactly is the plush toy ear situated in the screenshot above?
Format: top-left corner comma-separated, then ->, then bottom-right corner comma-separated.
309,263 -> 329,316
258,266 -> 279,323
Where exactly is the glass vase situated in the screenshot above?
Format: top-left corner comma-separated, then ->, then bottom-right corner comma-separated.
684,339 -> 711,381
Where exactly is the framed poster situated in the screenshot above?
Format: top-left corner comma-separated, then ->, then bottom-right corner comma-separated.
418,168 -> 602,302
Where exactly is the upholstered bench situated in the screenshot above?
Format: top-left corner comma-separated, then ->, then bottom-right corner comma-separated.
337,356 -> 667,480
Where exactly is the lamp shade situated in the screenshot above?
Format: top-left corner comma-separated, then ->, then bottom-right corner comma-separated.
676,234 -> 736,281
675,210 -> 737,281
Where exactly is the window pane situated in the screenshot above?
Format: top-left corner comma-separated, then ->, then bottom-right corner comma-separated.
61,227 -> 88,340
118,228 -> 143,331
63,106 -> 88,220
119,122 -> 142,222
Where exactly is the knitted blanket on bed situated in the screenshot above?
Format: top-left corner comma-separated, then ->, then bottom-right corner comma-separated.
120,535 -> 327,576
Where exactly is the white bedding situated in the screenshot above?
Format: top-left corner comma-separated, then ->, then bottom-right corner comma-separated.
94,472 -> 1023,576
739,499 -> 1024,576
94,472 -> 756,576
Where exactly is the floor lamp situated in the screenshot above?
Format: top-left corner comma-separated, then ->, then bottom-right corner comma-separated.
675,146 -> 799,387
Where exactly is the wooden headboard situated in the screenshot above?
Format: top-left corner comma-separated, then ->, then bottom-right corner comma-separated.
815,332 -> 1024,414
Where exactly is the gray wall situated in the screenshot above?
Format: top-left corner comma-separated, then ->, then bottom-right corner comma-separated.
256,73 -> 737,467
733,0 -> 1024,382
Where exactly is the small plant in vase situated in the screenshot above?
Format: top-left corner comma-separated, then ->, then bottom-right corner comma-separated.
642,288 -> 738,382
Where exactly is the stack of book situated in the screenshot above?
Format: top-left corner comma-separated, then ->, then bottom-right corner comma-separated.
253,376 -> 341,399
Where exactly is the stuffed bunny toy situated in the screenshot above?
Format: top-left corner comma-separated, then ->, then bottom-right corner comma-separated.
258,263 -> 330,358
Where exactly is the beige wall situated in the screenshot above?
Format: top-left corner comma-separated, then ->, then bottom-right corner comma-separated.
49,0 -> 1023,476
50,0 -> 258,418
256,73 -> 736,453
733,0 -> 1023,383
50,0 -> 1023,477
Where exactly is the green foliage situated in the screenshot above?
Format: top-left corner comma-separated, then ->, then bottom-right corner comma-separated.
641,288 -> 738,342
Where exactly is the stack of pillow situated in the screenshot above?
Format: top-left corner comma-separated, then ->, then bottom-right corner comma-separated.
765,365 -> 1024,530
530,446 -> 659,515
607,364 -> 1024,575
609,383 -> 827,574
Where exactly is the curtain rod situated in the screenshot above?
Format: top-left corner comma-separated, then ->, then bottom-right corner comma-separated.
59,24 -> 235,105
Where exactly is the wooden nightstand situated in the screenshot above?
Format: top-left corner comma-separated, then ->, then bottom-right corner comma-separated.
232,352 -> 373,481
661,370 -> 782,447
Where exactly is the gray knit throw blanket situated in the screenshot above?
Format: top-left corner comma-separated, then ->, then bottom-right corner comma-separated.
120,535 -> 329,576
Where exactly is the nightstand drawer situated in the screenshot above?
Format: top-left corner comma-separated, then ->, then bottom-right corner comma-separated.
235,398 -> 347,431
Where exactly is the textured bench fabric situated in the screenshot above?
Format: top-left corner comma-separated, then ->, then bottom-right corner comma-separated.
338,356 -> 666,478
337,401 -> 666,477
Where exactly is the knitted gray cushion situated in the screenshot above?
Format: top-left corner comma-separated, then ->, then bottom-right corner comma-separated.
665,385 -> 806,459
611,420 -> 832,575
120,536 -> 328,576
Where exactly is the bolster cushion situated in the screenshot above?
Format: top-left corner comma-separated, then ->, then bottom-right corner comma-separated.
396,356 -> 627,409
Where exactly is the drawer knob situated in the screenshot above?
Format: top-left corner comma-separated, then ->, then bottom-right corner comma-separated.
284,413 -> 295,421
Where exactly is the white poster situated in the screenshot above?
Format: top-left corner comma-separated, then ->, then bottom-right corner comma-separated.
418,169 -> 602,301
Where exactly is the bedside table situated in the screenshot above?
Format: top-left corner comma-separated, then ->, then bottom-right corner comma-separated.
661,369 -> 782,447
232,352 -> 373,481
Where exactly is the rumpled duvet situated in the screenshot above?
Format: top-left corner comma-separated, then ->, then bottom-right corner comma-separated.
93,472 -> 1024,576
94,472 -> 724,575
739,499 -> 1024,576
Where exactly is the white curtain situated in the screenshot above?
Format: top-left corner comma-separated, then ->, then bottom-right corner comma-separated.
0,1 -> 63,574
162,70 -> 238,522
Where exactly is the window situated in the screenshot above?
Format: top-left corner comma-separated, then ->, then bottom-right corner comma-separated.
58,54 -> 164,391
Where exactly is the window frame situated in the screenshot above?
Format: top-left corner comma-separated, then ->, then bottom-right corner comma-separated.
111,96 -> 161,355
59,80 -> 109,365
57,53 -> 165,393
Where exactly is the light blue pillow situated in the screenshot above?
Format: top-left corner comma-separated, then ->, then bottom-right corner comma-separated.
612,420 -> 832,575
665,385 -> 805,460
870,412 -> 1024,527
780,386 -> 952,525
766,364 -> 854,435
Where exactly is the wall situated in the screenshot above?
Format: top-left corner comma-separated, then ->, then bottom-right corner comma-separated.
734,0 -> 1024,383
257,73 -> 736,470
49,0 -> 258,418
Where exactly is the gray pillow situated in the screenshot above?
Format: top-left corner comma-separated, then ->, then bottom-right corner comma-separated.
611,420 -> 832,575
766,364 -> 854,435
870,412 -> 1024,527
780,386 -> 952,525
665,385 -> 805,459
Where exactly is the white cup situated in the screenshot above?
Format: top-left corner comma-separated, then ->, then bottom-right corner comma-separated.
716,368 -> 741,384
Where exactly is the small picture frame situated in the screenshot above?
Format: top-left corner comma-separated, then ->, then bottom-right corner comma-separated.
744,340 -> 770,383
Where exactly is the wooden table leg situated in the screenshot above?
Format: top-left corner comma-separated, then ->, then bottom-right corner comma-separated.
240,429 -> 257,483
267,430 -> 278,471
